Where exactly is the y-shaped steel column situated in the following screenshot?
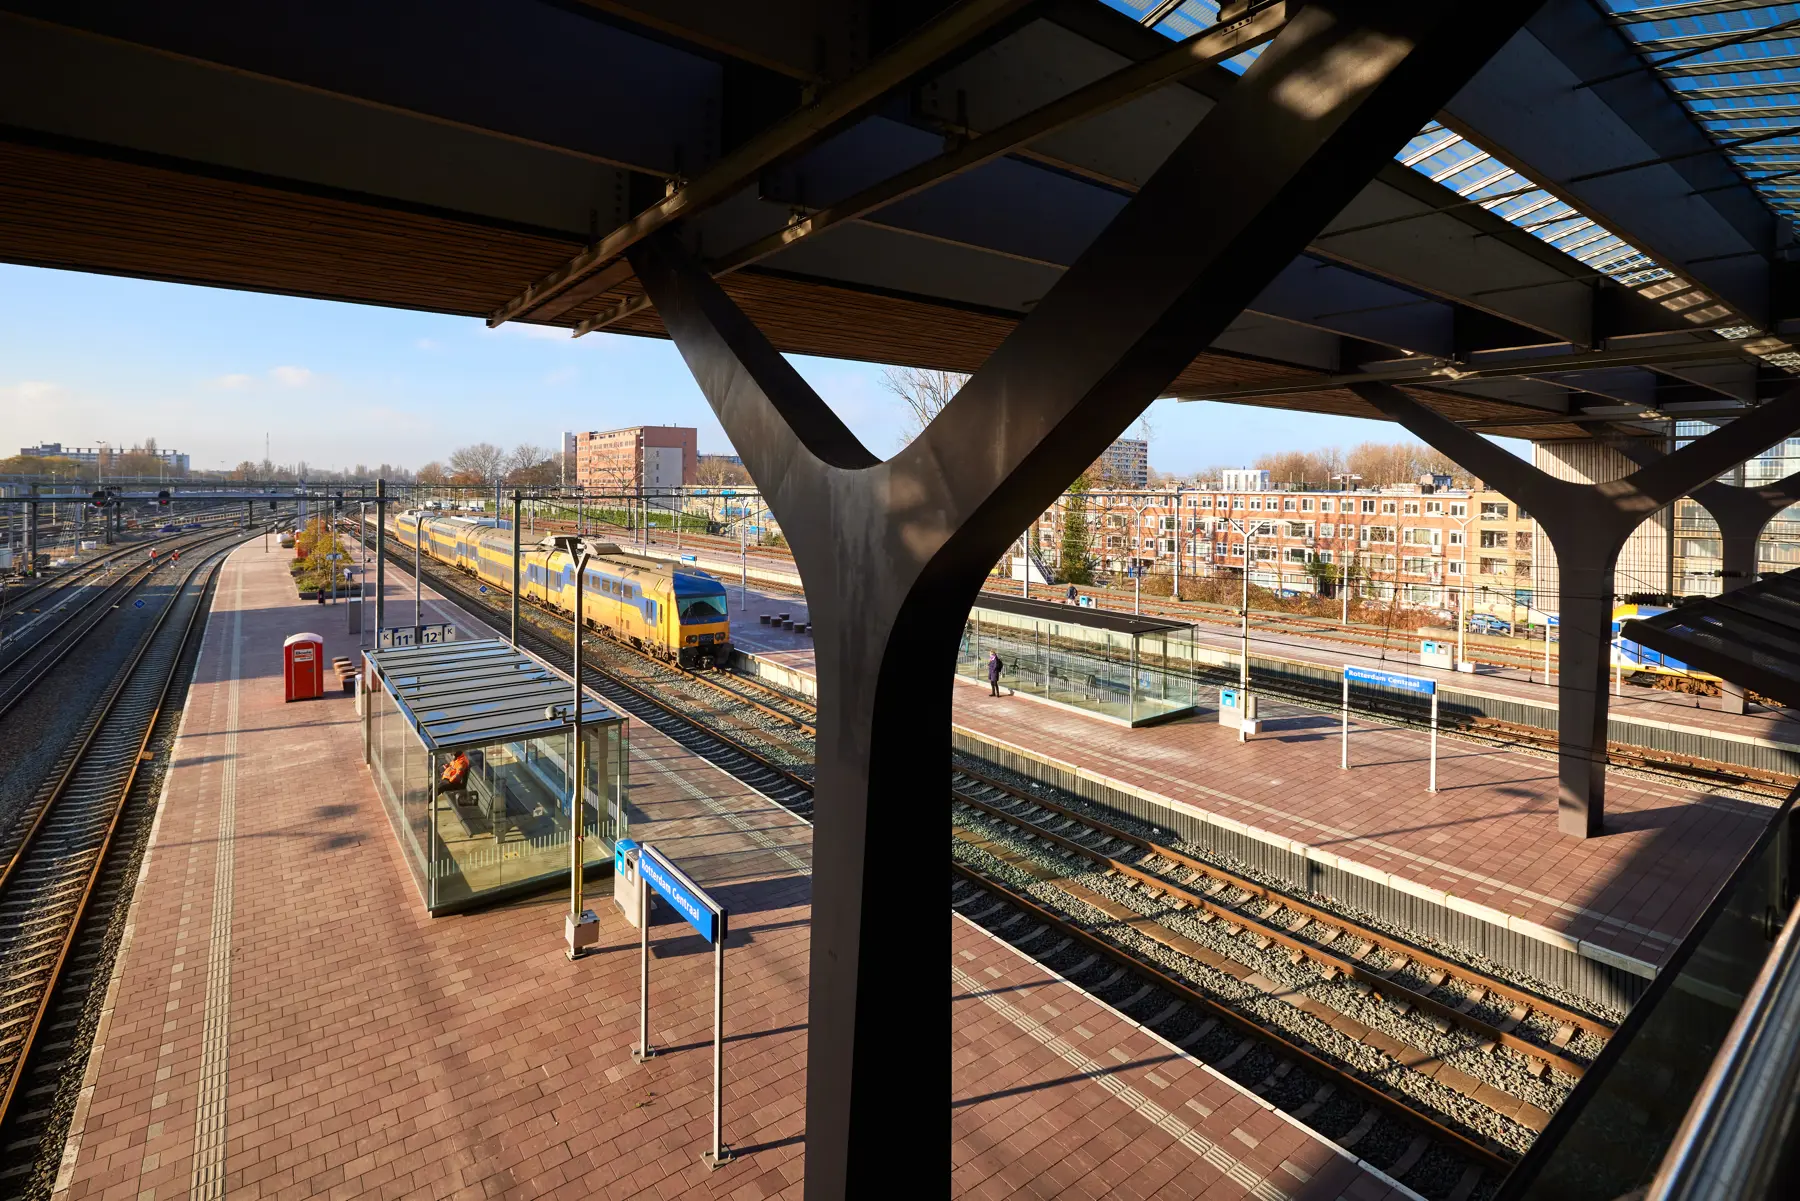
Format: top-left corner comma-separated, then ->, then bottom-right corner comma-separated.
634,4 -> 1548,1191
1351,382 -> 1800,836
1609,436 -> 1800,713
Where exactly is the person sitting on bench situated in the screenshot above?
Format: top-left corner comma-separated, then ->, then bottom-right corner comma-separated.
440,751 -> 471,790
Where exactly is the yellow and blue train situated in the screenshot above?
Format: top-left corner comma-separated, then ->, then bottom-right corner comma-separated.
390,511 -> 732,667
1612,602 -> 1720,689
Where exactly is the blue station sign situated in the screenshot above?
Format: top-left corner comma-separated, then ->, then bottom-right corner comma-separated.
639,844 -> 728,945
1344,665 -> 1436,696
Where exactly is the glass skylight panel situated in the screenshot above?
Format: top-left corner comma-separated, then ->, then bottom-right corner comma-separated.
1608,1 -> 1800,219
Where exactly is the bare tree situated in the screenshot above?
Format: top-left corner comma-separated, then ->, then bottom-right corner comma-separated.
881,366 -> 967,444
507,443 -> 551,477
696,455 -> 752,486
448,442 -> 507,484
416,461 -> 449,486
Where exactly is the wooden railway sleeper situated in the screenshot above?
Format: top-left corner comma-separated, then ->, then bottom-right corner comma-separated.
954,786 -> 1596,1080
954,764 -> 1617,1043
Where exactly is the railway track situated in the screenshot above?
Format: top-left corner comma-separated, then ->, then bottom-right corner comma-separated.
949,865 -> 1507,1199
948,773 -> 1626,1195
0,527 -> 228,667
0,530 -> 239,720
950,764 -> 1616,1070
0,539 -> 235,1188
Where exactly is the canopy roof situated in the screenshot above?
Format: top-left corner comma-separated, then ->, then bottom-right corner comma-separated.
2,0 -> 1794,442
368,639 -> 618,753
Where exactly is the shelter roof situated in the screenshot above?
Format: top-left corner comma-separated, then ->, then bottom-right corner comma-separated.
975,592 -> 1188,636
367,639 -> 617,753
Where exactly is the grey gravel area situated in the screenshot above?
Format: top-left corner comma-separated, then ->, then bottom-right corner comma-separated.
953,817 -> 1541,1158
953,750 -> 1626,1029
951,859 -> 1508,1201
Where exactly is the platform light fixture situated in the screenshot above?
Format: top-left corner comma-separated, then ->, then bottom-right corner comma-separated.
539,534 -> 600,958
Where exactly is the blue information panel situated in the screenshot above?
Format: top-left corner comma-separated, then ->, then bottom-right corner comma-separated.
1344,665 -> 1436,696
640,845 -> 728,945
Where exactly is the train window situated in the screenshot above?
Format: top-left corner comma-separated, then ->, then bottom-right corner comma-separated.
678,594 -> 729,622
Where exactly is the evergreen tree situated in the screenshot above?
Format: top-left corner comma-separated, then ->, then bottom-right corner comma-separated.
1061,475 -> 1094,585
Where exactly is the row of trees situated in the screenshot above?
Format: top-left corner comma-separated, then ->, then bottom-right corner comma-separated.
1243,442 -> 1463,489
415,443 -> 561,488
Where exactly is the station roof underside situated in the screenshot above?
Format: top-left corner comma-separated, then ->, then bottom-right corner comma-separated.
3,0 -> 1797,444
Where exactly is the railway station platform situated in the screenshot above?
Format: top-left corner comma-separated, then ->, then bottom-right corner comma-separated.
51,543 -> 1403,1200
950,682 -> 1779,1006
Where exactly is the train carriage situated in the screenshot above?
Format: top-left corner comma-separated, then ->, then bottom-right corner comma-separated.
1612,603 -> 1720,687
389,511 -> 732,667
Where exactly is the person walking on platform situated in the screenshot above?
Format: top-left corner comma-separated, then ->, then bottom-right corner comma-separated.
1066,583 -> 1078,605
987,650 -> 1005,697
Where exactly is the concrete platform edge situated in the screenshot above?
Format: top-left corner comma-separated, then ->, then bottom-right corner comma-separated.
953,911 -> 1426,1201
952,725 -> 1658,1009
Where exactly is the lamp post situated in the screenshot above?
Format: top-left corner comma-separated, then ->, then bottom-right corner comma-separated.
414,508 -> 424,629
1330,474 -> 1363,626
542,534 -> 598,958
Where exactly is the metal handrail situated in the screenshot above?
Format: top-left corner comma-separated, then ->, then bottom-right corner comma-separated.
1649,898 -> 1800,1201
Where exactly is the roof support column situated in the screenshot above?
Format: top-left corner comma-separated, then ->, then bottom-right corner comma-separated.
1351,384 -> 1800,836
632,3 -> 1548,1191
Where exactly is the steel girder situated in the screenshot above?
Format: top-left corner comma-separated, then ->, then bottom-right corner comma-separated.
629,3 -> 1551,1192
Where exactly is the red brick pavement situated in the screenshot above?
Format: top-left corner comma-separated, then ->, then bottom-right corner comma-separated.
54,544 -> 1389,1200
952,684 -> 1776,972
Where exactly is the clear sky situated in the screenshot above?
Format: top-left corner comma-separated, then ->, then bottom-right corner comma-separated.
0,263 -> 1476,476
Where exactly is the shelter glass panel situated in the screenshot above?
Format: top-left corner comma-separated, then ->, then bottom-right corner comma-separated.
955,599 -> 1197,726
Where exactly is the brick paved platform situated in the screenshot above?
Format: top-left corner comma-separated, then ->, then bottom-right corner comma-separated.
952,682 -> 1777,976
53,544 -> 1391,1200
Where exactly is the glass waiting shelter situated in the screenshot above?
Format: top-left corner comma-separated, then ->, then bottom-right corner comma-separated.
957,594 -> 1199,726
362,639 -> 627,913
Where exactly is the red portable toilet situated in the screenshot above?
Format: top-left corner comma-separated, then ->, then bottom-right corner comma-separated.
284,632 -> 326,702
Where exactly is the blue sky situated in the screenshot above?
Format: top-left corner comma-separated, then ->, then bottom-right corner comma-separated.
0,263 -> 1436,475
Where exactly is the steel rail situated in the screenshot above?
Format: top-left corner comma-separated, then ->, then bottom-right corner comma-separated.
0,526 -> 234,669
953,778 -> 1605,1076
950,861 -> 1516,1173
956,762 -> 1616,1042
0,543 -> 231,1127
0,529 -> 247,718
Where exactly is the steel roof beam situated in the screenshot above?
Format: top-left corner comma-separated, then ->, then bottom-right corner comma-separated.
1178,339 -> 1760,403
1610,0 -> 1790,23
484,0 -> 1045,327
1442,3 -> 1779,329
915,9 -> 1619,346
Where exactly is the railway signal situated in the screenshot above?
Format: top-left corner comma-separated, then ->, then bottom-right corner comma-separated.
157,490 -> 171,507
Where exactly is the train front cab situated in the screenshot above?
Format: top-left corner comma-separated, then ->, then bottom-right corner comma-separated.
672,572 -> 731,667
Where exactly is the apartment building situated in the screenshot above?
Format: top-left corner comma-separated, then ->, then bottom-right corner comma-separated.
573,426 -> 696,494
1037,480 -> 1541,615
1091,438 -> 1149,487
19,442 -> 191,473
